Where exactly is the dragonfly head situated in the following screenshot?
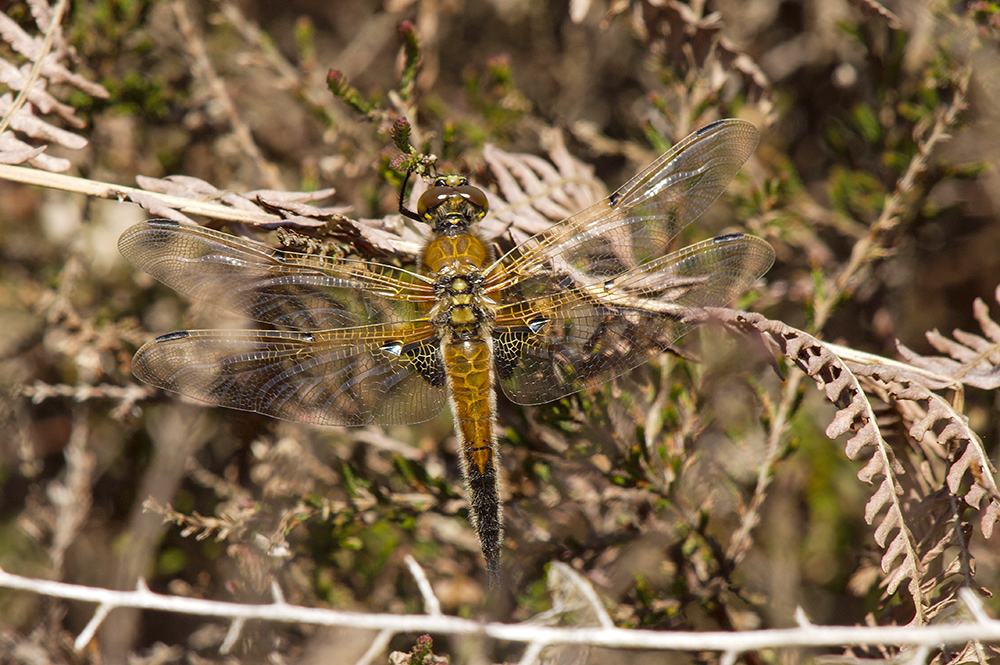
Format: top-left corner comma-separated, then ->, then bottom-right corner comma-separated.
416,175 -> 489,233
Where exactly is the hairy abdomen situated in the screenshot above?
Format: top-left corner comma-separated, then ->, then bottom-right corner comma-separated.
443,338 -> 502,586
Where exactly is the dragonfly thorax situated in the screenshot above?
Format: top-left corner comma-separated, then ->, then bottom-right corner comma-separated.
430,272 -> 495,339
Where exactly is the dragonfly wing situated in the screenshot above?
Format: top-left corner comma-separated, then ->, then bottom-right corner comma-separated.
485,119 -> 761,290
119,220 -> 434,330
132,323 -> 447,426
493,234 -> 775,405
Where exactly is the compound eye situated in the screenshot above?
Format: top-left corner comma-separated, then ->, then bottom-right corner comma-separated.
456,185 -> 488,214
416,186 -> 452,217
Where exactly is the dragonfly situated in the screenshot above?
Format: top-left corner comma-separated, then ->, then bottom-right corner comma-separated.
119,118 -> 775,586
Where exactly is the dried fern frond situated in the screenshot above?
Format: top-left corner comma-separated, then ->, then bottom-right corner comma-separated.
0,2 -> 108,171
133,174 -> 339,227
480,129 -> 606,243
698,307 -> 999,625
897,286 -> 1000,391
133,173 -> 426,258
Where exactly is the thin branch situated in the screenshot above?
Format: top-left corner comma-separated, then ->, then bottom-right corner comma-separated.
216,1 -> 348,132
811,67 -> 969,331
355,629 -> 394,665
405,555 -> 442,616
74,601 -> 111,650
2,569 -> 997,653
517,641 -> 545,665
960,588 -> 991,625
219,617 -> 245,654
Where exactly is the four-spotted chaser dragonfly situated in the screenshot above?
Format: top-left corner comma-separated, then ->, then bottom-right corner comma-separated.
119,118 -> 775,586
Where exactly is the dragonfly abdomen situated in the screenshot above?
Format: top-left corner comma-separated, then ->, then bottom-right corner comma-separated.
442,338 -> 503,586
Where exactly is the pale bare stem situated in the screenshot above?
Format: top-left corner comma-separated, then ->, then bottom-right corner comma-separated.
74,602 -> 112,651
0,0 -> 69,136
11,388 -> 41,476
355,629 -> 394,665
171,0 -> 284,190
546,562 -> 615,629
219,617 -> 245,654
215,1 -> 299,82
719,650 -> 740,665
959,588 -> 990,624
0,162 -> 268,220
812,68 -> 970,332
184,456 -> 251,501
2,568 -> 998,654
644,360 -> 674,486
516,641 -> 545,665
270,579 -> 286,605
726,370 -> 805,564
404,555 -> 442,616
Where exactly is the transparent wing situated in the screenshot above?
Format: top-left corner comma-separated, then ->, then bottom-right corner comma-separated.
484,119 -> 761,292
119,220 -> 435,330
131,323 -> 447,426
492,234 -> 774,405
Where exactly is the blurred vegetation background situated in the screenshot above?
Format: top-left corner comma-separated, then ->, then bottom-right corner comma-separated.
1,0 -> 999,663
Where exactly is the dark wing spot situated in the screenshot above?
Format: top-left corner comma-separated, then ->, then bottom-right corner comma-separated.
697,119 -> 725,135
713,233 -> 745,243
155,330 -> 191,342
608,191 -> 621,207
148,219 -> 181,229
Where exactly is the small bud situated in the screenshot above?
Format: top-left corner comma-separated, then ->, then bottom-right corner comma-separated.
327,69 -> 374,115
391,117 -> 412,152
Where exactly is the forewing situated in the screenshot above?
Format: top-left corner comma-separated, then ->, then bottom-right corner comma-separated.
131,323 -> 446,426
484,119 -> 760,291
119,220 -> 434,330
493,234 -> 775,405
